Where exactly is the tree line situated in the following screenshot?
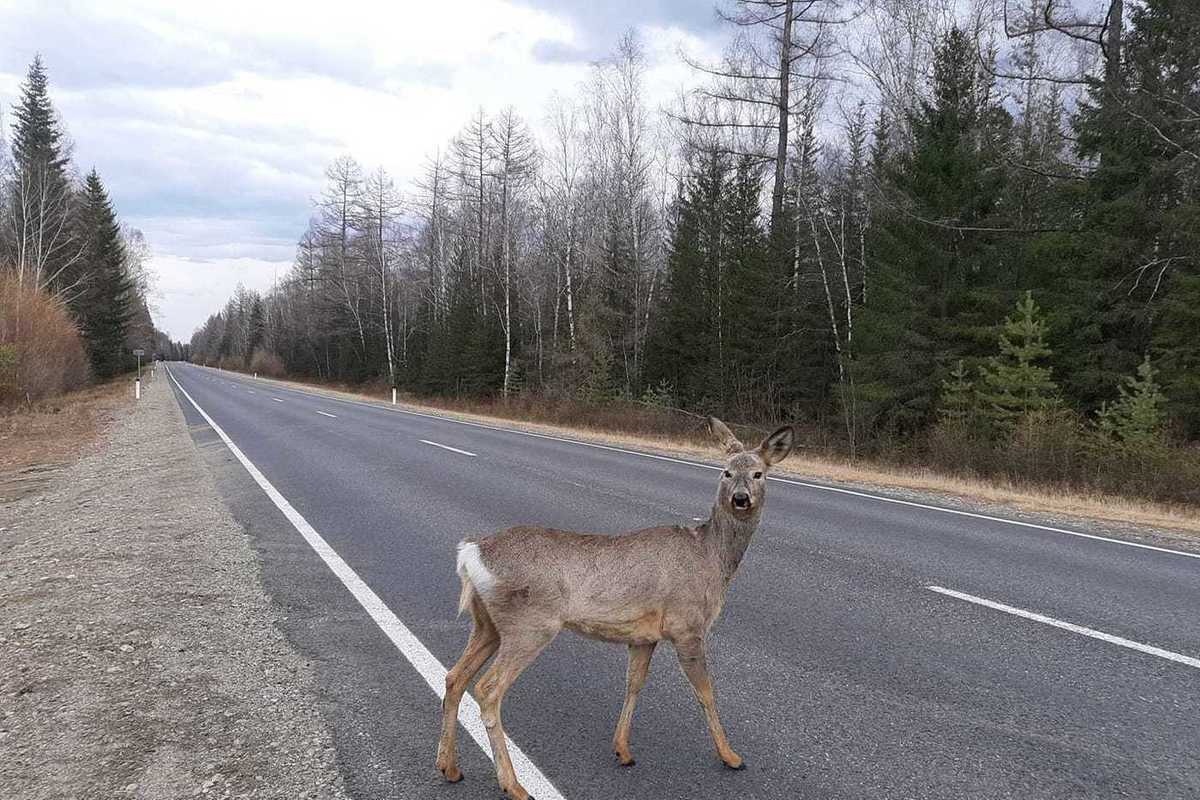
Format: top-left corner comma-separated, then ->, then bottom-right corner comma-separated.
190,1 -> 1199,501
0,56 -> 173,406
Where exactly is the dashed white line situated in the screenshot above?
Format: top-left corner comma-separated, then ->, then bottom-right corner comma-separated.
166,367 -> 564,800
420,439 -> 476,457
927,585 -> 1200,670
271,397 -> 283,403
316,410 -> 337,418
247,390 -> 256,394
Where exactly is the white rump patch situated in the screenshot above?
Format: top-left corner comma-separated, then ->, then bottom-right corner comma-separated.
456,541 -> 497,599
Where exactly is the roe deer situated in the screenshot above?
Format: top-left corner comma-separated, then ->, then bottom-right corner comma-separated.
436,417 -> 795,799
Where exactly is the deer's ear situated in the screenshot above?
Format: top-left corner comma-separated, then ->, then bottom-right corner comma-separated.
708,417 -> 744,455
758,425 -> 795,467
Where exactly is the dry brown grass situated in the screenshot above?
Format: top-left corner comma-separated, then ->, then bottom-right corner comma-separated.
212,368 -> 1200,539
0,376 -> 133,501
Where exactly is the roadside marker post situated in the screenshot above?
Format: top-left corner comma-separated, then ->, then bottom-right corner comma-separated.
134,348 -> 144,399
392,387 -> 397,405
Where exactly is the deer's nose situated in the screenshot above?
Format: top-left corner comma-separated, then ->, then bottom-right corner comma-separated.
732,491 -> 751,508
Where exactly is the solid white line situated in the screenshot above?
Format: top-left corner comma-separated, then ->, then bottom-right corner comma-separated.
420,439 -> 476,457
166,367 -> 564,800
316,410 -> 337,418
184,365 -> 1200,562
272,397 -> 283,403
927,585 -> 1200,670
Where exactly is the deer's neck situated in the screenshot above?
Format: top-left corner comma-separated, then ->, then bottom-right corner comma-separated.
704,503 -> 761,585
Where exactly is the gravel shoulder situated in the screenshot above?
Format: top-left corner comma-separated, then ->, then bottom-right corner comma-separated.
0,374 -> 349,799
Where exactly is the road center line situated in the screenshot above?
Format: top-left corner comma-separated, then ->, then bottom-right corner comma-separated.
420,439 -> 476,457
166,367 -> 564,800
927,585 -> 1200,670
271,397 -> 283,403
187,365 -> 1199,562
316,410 -> 337,418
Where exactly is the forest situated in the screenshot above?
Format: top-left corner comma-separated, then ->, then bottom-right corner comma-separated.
189,0 -> 1199,503
0,56 -> 170,408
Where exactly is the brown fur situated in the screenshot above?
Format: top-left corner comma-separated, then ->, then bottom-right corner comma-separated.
436,417 -> 795,799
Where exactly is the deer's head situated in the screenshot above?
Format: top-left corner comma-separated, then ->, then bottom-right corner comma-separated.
708,417 -> 795,520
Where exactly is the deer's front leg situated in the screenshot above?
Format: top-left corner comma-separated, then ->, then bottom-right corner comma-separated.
673,637 -> 744,770
612,642 -> 656,766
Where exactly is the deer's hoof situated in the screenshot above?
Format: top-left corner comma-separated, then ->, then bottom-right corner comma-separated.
439,765 -> 463,783
619,757 -> 636,767
723,759 -> 746,771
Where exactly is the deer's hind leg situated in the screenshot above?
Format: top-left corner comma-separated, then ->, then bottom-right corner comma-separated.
612,642 -> 656,766
475,626 -> 559,800
437,594 -> 499,783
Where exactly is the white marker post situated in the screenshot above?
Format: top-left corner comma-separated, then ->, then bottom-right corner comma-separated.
392,387 -> 397,405
134,348 -> 144,399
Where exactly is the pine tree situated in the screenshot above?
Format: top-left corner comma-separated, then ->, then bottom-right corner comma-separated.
1096,355 -> 1167,449
938,360 -> 975,428
77,171 -> 133,379
977,291 -> 1059,431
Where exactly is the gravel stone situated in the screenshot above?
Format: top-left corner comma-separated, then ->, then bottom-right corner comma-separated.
0,377 -> 349,799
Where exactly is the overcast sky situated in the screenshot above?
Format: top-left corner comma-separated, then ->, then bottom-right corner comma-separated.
0,0 -> 724,340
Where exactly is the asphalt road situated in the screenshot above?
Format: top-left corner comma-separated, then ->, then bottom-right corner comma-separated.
164,362 -> 1200,800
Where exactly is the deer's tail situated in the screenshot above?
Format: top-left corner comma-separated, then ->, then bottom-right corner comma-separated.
455,540 -> 494,617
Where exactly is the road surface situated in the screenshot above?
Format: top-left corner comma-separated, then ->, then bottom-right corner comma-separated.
164,362 -> 1200,800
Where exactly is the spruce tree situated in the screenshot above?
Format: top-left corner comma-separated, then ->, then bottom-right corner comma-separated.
246,295 -> 266,365
78,170 -> 133,379
721,155 -> 772,412
643,150 -> 726,408
8,56 -> 79,301
977,292 -> 1059,432
861,27 -> 1012,438
1069,0 -> 1200,422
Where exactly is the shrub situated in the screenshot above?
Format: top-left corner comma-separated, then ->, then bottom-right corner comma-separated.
248,348 -> 286,378
0,273 -> 90,408
0,273 -> 89,407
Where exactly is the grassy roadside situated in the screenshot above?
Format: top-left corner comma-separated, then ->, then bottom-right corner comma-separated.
195,366 -> 1200,540
0,373 -> 139,502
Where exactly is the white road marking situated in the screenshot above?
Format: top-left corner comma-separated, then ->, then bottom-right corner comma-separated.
247,390 -> 256,394
272,397 -> 283,403
316,410 -> 337,418
166,367 -> 565,800
927,585 -> 1200,670
184,365 -> 1200,562
420,439 -> 476,457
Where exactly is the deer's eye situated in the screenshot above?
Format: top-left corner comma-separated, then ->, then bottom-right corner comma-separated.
723,471 -> 732,478
753,472 -> 763,480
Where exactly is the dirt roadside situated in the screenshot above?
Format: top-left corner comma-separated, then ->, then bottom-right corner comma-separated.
0,375 -> 349,799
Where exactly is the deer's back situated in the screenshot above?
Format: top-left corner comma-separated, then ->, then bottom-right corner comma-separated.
472,524 -> 721,643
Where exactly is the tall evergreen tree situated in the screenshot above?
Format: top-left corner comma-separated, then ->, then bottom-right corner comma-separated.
1069,0 -> 1200,425
246,295 -> 266,364
643,150 -> 726,408
77,170 -> 133,379
7,56 -> 80,300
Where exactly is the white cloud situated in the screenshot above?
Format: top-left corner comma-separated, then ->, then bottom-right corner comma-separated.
1,0 -> 720,340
